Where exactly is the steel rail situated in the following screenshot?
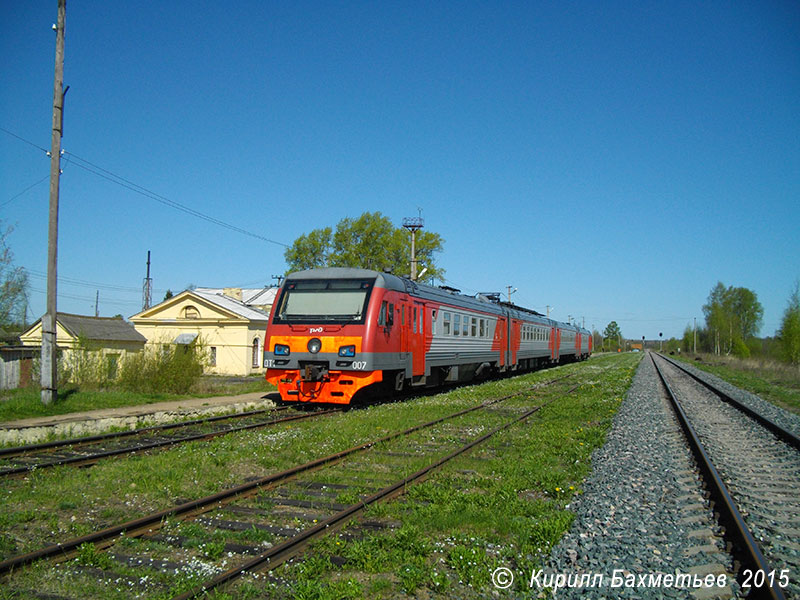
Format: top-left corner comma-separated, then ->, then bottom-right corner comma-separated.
171,400 -> 554,600
0,405 -> 287,458
656,353 -> 800,451
651,353 -> 785,600
0,382 -> 556,578
0,409 -> 327,478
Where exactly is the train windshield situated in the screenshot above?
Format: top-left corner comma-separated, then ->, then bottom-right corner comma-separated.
273,279 -> 374,324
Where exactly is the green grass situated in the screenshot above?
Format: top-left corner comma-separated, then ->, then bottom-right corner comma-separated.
674,353 -> 800,415
228,353 -> 641,599
0,354 -> 641,599
0,377 -> 274,423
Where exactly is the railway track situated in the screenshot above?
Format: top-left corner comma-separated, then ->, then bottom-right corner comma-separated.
652,352 -> 800,599
0,406 -> 335,478
0,376 -> 576,599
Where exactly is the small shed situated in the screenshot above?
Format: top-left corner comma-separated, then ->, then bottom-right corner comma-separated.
20,313 -> 146,358
0,346 -> 38,390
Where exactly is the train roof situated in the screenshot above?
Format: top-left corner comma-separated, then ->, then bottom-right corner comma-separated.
285,268 -> 589,334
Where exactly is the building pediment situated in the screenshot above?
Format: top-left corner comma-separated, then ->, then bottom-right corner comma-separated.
130,290 -> 268,324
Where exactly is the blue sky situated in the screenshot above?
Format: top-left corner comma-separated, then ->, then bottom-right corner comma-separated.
2,1 -> 798,340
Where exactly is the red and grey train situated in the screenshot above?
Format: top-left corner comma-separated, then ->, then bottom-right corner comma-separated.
264,267 -> 592,405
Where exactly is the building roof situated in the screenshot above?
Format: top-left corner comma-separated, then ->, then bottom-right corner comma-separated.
192,289 -> 272,321
29,313 -> 147,343
240,287 -> 278,306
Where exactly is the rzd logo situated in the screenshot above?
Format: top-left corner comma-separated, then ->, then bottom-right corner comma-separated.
309,327 -> 323,333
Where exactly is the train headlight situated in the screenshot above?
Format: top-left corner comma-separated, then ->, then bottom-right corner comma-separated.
338,345 -> 355,357
274,344 -> 290,356
307,338 -> 322,354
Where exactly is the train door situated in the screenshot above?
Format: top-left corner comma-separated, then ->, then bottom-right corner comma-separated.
399,298 -> 410,356
494,317 -> 507,367
411,301 -> 425,377
549,326 -> 558,360
509,319 -> 520,367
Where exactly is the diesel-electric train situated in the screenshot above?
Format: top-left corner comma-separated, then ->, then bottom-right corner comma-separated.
264,268 -> 592,405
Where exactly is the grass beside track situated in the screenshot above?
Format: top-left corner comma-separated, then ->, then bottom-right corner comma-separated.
0,378 -> 275,423
672,353 -> 800,415
0,353 -> 641,599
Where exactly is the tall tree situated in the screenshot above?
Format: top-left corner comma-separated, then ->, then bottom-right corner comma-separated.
702,282 -> 763,356
0,222 -> 29,328
284,227 -> 333,271
603,321 -> 622,339
603,321 -> 622,351
778,282 -> 800,365
682,324 -> 694,354
285,212 -> 445,280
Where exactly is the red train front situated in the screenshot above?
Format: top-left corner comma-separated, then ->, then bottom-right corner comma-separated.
264,268 -> 394,404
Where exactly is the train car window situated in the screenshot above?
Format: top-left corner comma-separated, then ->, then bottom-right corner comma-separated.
471,318 -> 477,337
413,307 -> 417,333
431,309 -> 437,335
444,312 -> 451,335
479,319 -> 485,338
401,306 -> 405,326
462,315 -> 469,336
454,314 -> 461,336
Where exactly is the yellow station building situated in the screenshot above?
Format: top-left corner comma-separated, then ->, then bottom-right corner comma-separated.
129,287 -> 277,376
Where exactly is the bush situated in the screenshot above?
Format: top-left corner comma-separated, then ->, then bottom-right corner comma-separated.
117,341 -> 206,394
62,336 -> 114,387
732,337 -> 750,359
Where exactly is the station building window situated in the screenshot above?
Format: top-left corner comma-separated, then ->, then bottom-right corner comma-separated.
252,338 -> 261,368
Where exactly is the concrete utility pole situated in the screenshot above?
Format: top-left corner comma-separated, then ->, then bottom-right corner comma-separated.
402,216 -> 424,280
41,0 -> 67,406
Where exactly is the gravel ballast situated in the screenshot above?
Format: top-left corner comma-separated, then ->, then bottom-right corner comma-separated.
539,355 -> 739,599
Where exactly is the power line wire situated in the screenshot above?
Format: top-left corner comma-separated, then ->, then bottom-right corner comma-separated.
0,126 -> 49,154
29,286 -> 139,308
27,269 -> 165,295
2,174 -> 50,208
1,127 -> 289,248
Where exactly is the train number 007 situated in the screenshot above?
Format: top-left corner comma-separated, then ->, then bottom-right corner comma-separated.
351,361 -> 367,370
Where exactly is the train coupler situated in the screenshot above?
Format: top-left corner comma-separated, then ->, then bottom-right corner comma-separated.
302,364 -> 329,382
